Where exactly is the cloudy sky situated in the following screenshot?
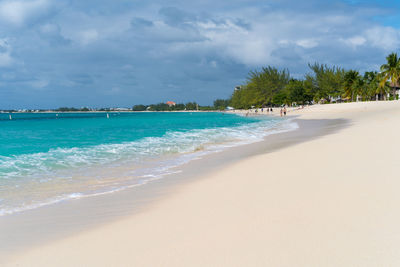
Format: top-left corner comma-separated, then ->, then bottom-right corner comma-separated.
0,0 -> 400,109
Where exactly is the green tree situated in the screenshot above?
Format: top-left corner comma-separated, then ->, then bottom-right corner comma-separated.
343,70 -> 360,101
173,103 -> 186,110
364,71 -> 388,100
247,66 -> 290,105
379,52 -> 400,100
285,80 -> 313,105
230,88 -> 245,109
306,63 -> 346,102
272,91 -> 288,106
213,99 -> 231,110
148,103 -> 170,111
57,107 -> 79,112
185,102 -> 198,110
198,105 -> 214,111
132,105 -> 147,111
352,76 -> 366,101
230,83 -> 265,109
231,66 -> 290,108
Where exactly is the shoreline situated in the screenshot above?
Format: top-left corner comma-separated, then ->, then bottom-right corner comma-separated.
0,105 -> 305,114
4,100 -> 400,266
0,112 -> 290,217
0,117 -> 344,264
0,110 -> 219,114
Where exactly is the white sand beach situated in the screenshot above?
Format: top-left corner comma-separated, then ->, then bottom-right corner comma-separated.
4,101 -> 400,266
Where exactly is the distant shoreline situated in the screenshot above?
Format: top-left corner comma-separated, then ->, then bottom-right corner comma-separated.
0,110 -> 220,114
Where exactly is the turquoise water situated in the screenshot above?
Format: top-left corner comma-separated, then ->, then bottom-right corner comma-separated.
0,112 -> 296,215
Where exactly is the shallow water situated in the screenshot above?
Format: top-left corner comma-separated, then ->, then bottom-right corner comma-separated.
0,112 -> 297,215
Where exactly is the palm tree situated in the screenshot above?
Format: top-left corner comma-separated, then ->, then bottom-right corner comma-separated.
380,52 -> 400,100
364,71 -> 389,100
364,72 -> 376,100
353,76 -> 366,101
374,73 -> 390,100
344,70 -> 359,101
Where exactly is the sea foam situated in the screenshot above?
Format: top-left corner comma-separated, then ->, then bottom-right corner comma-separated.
0,113 -> 298,216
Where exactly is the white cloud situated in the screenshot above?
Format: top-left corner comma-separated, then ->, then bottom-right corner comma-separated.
296,39 -> 319,49
365,26 -> 400,51
343,36 -> 367,47
151,7 -> 400,68
79,29 -> 99,45
0,0 -> 51,26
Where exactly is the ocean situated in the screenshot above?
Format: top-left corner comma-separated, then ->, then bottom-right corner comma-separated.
0,112 -> 297,216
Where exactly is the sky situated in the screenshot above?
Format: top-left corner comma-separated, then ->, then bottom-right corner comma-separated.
0,0 -> 400,109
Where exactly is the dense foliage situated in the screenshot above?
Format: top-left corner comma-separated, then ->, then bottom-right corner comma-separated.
229,53 -> 398,108
132,100 -> 229,111
231,67 -> 290,108
213,99 -> 231,110
56,107 -> 90,112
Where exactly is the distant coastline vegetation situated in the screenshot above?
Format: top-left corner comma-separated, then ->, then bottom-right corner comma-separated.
2,53 -> 400,113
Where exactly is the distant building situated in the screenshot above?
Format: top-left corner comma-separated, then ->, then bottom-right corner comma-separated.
234,86 -> 242,91
113,107 -> 131,111
166,101 -> 176,107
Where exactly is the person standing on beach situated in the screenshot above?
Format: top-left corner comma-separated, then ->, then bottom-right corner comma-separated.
283,107 -> 287,116
280,108 -> 283,117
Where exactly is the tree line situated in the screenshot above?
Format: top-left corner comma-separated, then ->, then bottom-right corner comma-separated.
225,53 -> 400,109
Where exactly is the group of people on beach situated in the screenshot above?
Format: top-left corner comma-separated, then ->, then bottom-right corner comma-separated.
245,107 -> 274,116
233,105 -> 308,117
280,107 -> 287,117
258,107 -> 274,113
244,106 -> 290,117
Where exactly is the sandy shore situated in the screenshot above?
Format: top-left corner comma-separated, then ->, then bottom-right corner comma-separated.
4,101 -> 400,266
